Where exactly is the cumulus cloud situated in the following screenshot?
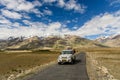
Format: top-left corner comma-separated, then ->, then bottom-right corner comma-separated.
16,1 -> 34,12
75,10 -> 120,37
57,0 -> 65,7
0,0 -> 37,12
0,0 -> 19,10
43,0 -> 86,13
0,0 -> 53,19
0,21 -> 66,39
0,0 -> 32,11
0,15 -> 11,25
43,0 -> 56,3
43,9 -> 53,15
0,0 -> 43,18
32,0 -> 42,7
46,22 -> 61,33
1,9 -> 22,19
64,0 -> 86,13
1,10 -> 120,39
0,0 -> 86,20
1,0 -> 120,39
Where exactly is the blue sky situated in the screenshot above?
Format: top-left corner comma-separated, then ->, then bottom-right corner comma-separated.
0,0 -> 120,39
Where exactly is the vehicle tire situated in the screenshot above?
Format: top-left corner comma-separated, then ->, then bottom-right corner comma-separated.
71,60 -> 74,64
73,59 -> 76,63
58,62 -> 61,65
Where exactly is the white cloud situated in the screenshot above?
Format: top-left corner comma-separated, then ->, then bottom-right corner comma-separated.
0,0 -> 86,20
33,0 -> 42,7
22,13 -> 31,19
0,0 -> 42,15
72,18 -> 78,23
1,10 -> 120,39
0,21 -> 63,39
22,20 -> 46,27
0,18 -> 72,39
57,0 -> 65,7
1,0 -> 120,39
17,1 -> 34,12
43,9 -> 53,15
0,0 -> 51,19
64,0 -> 86,13
0,0 -> 53,18
66,20 -> 71,23
43,0 -> 86,13
73,26 -> 78,29
0,19 -> 10,24
31,9 -> 43,17
43,0 -> 56,3
46,22 -> 61,33
0,0 -> 19,10
0,15 -> 11,25
75,11 -> 120,37
1,9 -> 22,19
12,22 -> 20,27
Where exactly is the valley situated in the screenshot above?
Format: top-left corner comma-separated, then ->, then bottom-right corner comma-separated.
0,35 -> 120,80
0,50 -> 59,80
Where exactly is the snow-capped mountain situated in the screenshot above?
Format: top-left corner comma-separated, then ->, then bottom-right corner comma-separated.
96,34 -> 120,47
0,35 -> 107,50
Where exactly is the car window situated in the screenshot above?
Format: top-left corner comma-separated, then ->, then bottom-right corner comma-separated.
62,51 -> 73,54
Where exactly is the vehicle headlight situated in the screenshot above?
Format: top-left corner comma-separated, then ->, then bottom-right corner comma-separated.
58,56 -> 62,59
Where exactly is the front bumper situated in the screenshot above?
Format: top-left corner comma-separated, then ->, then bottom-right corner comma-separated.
58,58 -> 72,63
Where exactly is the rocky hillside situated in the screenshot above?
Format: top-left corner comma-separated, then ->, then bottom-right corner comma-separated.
0,35 -> 107,50
96,34 -> 120,47
0,36 -> 24,49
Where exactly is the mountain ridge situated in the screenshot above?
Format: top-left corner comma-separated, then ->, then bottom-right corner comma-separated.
0,35 -> 108,50
96,34 -> 120,47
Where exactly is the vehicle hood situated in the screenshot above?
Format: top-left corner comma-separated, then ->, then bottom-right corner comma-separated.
59,54 -> 72,58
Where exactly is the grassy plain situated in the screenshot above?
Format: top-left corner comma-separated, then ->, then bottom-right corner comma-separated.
0,48 -> 120,79
83,48 -> 120,79
0,50 -> 59,78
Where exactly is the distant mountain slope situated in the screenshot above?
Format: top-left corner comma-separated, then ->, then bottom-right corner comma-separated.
96,34 -> 120,47
7,36 -> 41,49
0,40 -> 7,49
0,35 -> 107,50
0,36 -> 24,49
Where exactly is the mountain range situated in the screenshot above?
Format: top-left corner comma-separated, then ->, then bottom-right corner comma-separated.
96,34 -> 120,47
0,35 -> 108,50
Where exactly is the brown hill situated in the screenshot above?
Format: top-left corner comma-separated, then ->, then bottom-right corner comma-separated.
0,35 -> 107,50
96,34 -> 120,47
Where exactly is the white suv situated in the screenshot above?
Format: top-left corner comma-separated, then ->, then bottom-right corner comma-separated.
58,50 -> 76,64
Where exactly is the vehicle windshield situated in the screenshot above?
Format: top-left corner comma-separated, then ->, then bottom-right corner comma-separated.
62,51 -> 73,54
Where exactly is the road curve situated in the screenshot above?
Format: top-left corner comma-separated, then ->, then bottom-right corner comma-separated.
22,52 -> 89,80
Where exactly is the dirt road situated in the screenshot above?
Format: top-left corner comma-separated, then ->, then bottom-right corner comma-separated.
22,52 -> 89,80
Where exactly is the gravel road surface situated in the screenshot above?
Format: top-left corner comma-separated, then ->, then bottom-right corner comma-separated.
22,52 -> 89,80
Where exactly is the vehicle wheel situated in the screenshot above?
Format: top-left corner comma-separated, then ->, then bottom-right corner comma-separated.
58,62 -> 61,65
71,60 -> 74,64
73,59 -> 76,63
